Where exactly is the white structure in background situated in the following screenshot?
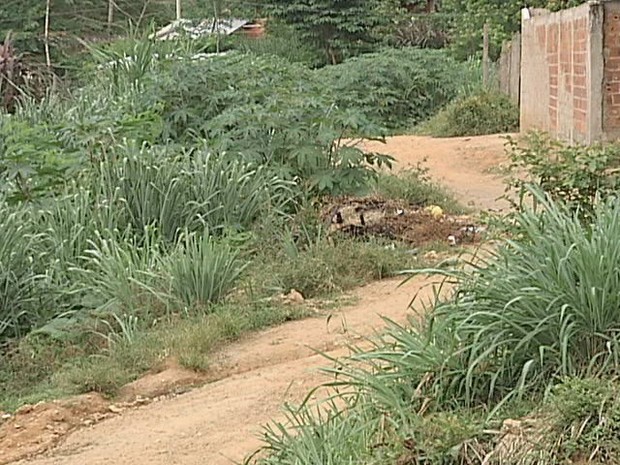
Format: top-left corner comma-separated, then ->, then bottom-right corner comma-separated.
150,18 -> 249,41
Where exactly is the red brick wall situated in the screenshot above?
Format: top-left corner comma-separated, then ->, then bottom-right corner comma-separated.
535,16 -> 589,139
604,4 -> 620,135
521,4 -> 595,143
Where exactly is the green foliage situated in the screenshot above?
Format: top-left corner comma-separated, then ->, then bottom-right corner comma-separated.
1,300 -> 307,407
506,132 -> 620,215
549,378 -> 620,462
258,236 -> 416,298
230,23 -> 326,68
166,231 -> 247,308
396,191 -> 620,408
419,90 -> 519,137
268,0 -> 391,64
443,0 -> 586,61
374,167 -> 464,213
250,192 -> 620,465
317,48 -> 474,130
0,202 -> 52,341
252,399 -> 386,465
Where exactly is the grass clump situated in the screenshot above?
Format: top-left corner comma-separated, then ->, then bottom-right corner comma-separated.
257,237 -> 417,299
374,167 -> 464,213
419,90 -> 519,137
0,300 -> 306,410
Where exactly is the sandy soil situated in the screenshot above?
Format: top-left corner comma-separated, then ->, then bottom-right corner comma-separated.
3,134 -> 512,465
362,133 -> 514,211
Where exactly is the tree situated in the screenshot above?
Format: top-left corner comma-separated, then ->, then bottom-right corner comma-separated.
442,0 -> 585,60
269,0 -> 394,64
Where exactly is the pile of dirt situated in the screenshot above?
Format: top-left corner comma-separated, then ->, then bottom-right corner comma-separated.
0,393 -> 109,464
322,196 -> 483,247
0,360 -> 210,464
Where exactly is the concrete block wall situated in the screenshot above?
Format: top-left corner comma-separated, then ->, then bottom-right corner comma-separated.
499,33 -> 521,104
520,1 -> 604,144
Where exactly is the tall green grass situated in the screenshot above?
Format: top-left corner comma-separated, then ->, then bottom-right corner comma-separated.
0,141 -> 293,345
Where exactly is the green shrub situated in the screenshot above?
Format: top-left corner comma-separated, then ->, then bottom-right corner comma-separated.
255,233 -> 417,299
374,167 -> 463,213
230,24 -> 326,68
506,132 -> 620,216
317,48 -> 474,130
549,378 -> 620,463
419,90 -> 519,137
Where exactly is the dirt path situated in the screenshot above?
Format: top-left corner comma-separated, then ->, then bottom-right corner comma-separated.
362,134 -> 514,211
8,134 -> 511,465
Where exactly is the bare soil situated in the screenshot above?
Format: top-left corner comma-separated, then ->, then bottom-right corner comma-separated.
1,134 -> 512,465
361,133 -> 514,211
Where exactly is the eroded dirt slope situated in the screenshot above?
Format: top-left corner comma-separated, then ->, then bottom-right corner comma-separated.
12,276 -> 443,465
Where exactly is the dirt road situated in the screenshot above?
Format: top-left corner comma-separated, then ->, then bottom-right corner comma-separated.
8,134 -> 511,465
362,133 -> 513,211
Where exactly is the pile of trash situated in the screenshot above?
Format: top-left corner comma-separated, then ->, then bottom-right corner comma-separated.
322,196 -> 485,247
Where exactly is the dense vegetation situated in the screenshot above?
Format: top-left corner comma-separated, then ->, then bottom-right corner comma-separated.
7,2 -> 620,465
0,29 -> 473,409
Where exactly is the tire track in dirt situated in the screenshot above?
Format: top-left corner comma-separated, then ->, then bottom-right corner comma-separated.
7,134 -> 511,465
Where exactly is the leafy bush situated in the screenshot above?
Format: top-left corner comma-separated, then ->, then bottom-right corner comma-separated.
267,0 -> 389,64
317,48 -> 477,130
549,378 -> 620,463
506,132 -> 620,215
230,24 -> 326,68
419,90 -> 519,137
255,234 -> 417,299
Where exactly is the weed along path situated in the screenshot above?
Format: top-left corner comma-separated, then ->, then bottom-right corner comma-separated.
3,134 -> 511,465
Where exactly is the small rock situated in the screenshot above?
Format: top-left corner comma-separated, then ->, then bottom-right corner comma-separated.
1,413 -> 11,420
14,424 -> 22,429
284,289 -> 304,304
447,235 -> 457,246
15,404 -> 34,415
83,419 -> 94,426
424,250 -> 438,261
108,405 -> 123,414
